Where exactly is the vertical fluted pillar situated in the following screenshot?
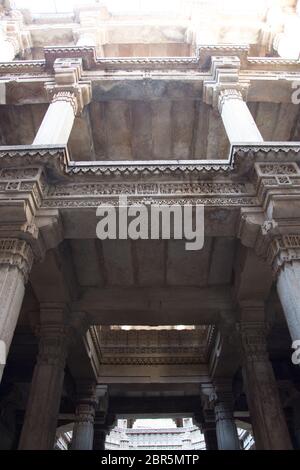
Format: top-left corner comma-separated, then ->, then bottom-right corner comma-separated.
213,381 -> 240,450
239,320 -> 292,449
0,239 -> 33,383
33,92 -> 78,146
71,381 -> 97,450
268,236 -> 300,342
218,89 -> 263,143
202,422 -> 218,450
18,305 -> 71,450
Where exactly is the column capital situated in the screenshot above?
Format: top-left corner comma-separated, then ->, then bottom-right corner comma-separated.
203,55 -> 249,108
0,238 -> 33,282
74,380 -> 98,424
238,208 -> 300,278
238,321 -> 269,363
45,58 -> 92,115
36,303 -> 72,367
267,235 -> 300,277
217,88 -> 243,114
211,379 -> 235,410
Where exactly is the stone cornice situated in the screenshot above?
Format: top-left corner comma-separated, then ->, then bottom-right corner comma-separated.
1,143 -> 300,215
1,143 -> 299,179
0,44 -> 299,78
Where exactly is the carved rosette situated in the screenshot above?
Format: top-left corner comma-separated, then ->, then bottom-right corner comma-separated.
0,238 -> 33,283
239,322 -> 269,363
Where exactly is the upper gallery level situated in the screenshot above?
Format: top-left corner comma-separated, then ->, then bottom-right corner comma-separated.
0,0 -> 299,161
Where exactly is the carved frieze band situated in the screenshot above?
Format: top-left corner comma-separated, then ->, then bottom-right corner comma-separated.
0,238 -> 34,282
254,162 -> 300,206
43,180 -> 255,208
100,356 -> 204,366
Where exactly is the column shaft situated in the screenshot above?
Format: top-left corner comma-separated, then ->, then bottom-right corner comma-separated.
219,90 -> 263,143
71,383 -> 97,451
240,322 -> 292,450
215,402 -> 240,450
0,239 -> 33,383
93,427 -> 107,450
277,260 -> 300,341
18,308 -> 70,450
33,92 -> 77,146
203,425 -> 218,450
72,406 -> 95,450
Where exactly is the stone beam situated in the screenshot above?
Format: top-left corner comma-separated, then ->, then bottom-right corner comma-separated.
71,286 -> 233,325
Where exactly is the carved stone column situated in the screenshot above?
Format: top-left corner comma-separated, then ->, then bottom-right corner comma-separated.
93,385 -> 109,450
202,422 -> 218,450
33,92 -> 78,146
93,420 -> 108,450
203,56 -> 263,144
273,7 -> 300,59
71,381 -> 97,450
0,239 -> 33,383
33,58 -> 91,146
213,381 -> 240,450
239,319 -> 292,450
268,236 -> 300,342
18,305 -> 71,450
218,89 -> 263,143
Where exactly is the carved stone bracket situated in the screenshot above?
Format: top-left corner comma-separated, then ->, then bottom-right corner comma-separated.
203,56 -> 249,108
45,58 -> 92,115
